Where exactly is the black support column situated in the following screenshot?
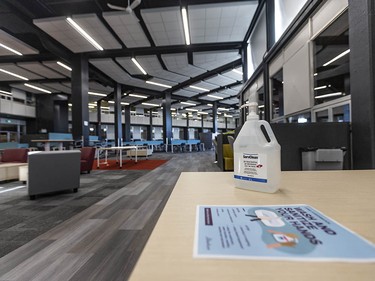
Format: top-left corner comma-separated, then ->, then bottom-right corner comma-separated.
96,100 -> 101,140
71,55 -> 89,146
162,92 -> 172,151
114,83 -> 122,146
124,105 -> 131,142
147,111 -> 153,140
212,102 -> 218,134
349,0 -> 375,169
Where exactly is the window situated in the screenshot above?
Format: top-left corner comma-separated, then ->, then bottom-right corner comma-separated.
313,11 -> 349,105
271,69 -> 284,119
274,0 -> 308,42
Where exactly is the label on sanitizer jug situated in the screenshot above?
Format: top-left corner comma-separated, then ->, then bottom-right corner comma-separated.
234,153 -> 267,183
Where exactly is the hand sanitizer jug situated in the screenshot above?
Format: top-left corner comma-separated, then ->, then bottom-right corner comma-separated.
233,102 -> 281,193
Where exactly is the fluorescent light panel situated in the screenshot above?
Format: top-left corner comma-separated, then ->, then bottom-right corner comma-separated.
0,68 -> 28,80
88,91 -> 107,97
131,58 -> 147,75
66,17 -> 104,51
0,90 -> 12,95
218,107 -> 230,111
181,7 -> 190,45
129,93 -> 147,99
24,83 -> 52,93
198,111 -> 208,115
314,85 -> 328,90
189,85 -> 209,92
186,108 -> 198,112
315,92 -> 343,99
57,61 -> 72,71
232,69 -> 242,75
181,101 -> 196,106
142,102 -> 159,107
207,94 -> 223,100
323,49 -> 350,67
0,43 -> 22,56
146,81 -> 172,88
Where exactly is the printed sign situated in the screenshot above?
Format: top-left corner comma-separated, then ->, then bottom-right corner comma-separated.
194,204 -> 375,262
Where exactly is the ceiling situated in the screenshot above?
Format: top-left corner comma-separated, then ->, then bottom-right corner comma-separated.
0,0 -> 260,117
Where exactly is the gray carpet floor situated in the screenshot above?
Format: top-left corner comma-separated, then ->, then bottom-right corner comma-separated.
0,169 -> 149,258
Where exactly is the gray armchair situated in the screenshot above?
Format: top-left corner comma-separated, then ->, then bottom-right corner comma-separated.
28,150 -> 80,199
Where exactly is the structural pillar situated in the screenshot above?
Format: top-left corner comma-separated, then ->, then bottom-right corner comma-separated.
124,105 -> 131,142
113,83 -> 122,146
147,111 -> 153,140
71,54 -> 89,146
96,100 -> 101,140
162,92 -> 172,151
212,102 -> 218,134
349,0 -> 375,169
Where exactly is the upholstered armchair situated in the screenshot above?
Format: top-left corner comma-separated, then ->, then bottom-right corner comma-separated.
80,147 -> 96,173
0,148 -> 28,163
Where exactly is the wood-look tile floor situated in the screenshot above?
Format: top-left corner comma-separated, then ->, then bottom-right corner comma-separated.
0,150 -> 221,281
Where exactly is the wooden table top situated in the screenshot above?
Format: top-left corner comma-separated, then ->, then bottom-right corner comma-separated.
129,170 -> 375,281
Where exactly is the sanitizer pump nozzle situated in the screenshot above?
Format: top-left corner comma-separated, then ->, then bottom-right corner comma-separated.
233,102 -> 281,193
240,102 -> 259,121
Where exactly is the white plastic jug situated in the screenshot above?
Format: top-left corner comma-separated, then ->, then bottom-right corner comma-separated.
233,102 -> 281,193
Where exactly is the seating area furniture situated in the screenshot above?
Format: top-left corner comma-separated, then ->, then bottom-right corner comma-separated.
28,151 -> 80,199
215,134 -> 235,171
0,148 -> 28,163
0,148 -> 29,182
80,147 -> 96,173
0,163 -> 28,182
222,144 -> 234,171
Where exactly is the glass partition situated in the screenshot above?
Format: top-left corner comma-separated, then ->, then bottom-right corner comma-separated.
313,11 -> 349,106
271,69 -> 284,119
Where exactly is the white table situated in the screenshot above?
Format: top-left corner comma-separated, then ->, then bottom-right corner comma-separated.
129,170 -> 375,281
96,146 -> 138,168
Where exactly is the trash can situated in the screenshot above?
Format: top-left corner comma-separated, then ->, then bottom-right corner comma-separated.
301,147 -> 346,170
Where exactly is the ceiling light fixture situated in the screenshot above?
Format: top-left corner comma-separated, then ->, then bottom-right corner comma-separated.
0,68 -> 28,80
189,85 -> 209,92
224,114 -> 233,118
0,90 -> 12,96
186,108 -> 198,112
88,91 -> 107,97
131,58 -> 147,75
207,103 -> 213,107
315,92 -> 343,99
323,49 -> 350,67
24,83 -> 52,94
181,7 -> 191,45
129,93 -> 147,99
314,85 -> 328,90
0,90 -> 12,95
108,101 -> 129,105
207,94 -> 223,100
66,17 -> 104,51
258,105 -> 265,108
232,69 -> 243,75
146,81 -> 172,88
57,61 -> 72,71
142,102 -> 159,107
181,101 -> 196,106
198,111 -> 208,115
218,107 -> 230,111
0,43 -> 22,56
